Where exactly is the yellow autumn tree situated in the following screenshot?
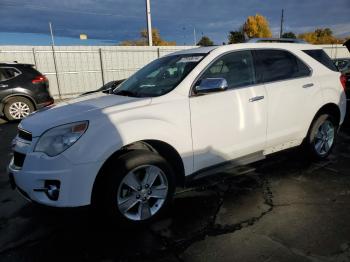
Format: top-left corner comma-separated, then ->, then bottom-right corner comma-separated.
298,28 -> 343,44
120,28 -> 176,46
243,14 -> 272,38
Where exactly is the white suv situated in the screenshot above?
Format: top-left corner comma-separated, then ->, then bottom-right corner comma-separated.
8,43 -> 347,224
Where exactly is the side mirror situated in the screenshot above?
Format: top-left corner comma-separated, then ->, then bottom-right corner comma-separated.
194,78 -> 228,94
102,87 -> 113,94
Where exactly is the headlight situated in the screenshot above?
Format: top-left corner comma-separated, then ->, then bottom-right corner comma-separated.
34,121 -> 88,156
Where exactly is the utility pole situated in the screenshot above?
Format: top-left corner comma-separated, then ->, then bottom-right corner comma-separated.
49,22 -> 55,46
182,26 -> 186,45
193,27 -> 197,45
279,9 -> 284,38
145,0 -> 153,46
49,22 -> 62,99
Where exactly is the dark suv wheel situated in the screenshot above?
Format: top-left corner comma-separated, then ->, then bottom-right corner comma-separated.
4,97 -> 35,121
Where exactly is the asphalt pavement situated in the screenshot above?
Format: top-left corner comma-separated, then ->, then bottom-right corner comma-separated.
0,116 -> 350,262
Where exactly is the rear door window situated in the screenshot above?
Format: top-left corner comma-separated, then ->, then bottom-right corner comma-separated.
0,67 -> 21,81
302,49 -> 338,72
254,49 -> 311,83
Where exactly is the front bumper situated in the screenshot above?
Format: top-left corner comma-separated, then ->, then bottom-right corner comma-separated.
8,137 -> 101,207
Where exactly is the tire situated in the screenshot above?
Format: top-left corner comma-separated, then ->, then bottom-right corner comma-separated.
4,97 -> 35,121
304,113 -> 338,160
92,150 -> 176,225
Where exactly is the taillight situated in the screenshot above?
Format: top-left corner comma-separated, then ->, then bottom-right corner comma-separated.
340,74 -> 347,90
32,75 -> 48,84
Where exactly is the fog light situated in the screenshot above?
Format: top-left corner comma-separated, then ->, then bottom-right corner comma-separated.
45,180 -> 60,200
46,184 -> 59,200
34,180 -> 60,201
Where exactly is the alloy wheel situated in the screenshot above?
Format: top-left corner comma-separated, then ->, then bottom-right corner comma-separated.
9,101 -> 31,119
117,164 -> 169,221
314,120 -> 335,156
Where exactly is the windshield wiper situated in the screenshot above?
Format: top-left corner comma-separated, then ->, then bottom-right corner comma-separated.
113,90 -> 138,97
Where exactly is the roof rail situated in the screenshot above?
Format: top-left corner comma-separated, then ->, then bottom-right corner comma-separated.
246,38 -> 307,44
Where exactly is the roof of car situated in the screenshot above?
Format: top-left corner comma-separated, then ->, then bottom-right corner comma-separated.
170,42 -> 321,56
168,46 -> 219,56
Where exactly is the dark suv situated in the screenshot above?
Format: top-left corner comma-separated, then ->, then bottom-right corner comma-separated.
0,63 -> 54,120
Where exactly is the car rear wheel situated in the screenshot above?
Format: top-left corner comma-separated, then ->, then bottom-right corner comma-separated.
4,97 -> 34,121
92,150 -> 175,225
305,113 -> 337,160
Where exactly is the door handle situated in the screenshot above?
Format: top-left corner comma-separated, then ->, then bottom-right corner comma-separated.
302,83 -> 314,88
0,84 -> 8,88
249,96 -> 264,102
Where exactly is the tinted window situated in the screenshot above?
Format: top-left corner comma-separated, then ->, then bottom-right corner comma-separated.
255,50 -> 311,83
333,59 -> 350,71
0,67 -> 21,81
303,49 -> 338,72
200,50 -> 256,88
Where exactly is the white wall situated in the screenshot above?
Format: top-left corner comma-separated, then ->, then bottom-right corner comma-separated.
0,44 -> 348,99
320,44 -> 349,59
0,46 -> 195,99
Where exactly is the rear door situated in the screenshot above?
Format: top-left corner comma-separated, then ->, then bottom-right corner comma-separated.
253,49 -> 314,152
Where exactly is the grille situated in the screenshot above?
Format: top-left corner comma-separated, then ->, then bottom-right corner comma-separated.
18,128 -> 32,141
13,151 -> 26,168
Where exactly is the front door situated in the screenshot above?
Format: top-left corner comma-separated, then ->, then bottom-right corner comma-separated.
190,50 -> 267,172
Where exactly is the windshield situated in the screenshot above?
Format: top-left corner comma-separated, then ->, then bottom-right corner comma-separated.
113,54 -> 205,97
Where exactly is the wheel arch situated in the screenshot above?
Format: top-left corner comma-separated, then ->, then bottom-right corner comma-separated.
304,103 -> 341,141
91,139 -> 186,204
2,94 -> 37,111
311,103 -> 341,127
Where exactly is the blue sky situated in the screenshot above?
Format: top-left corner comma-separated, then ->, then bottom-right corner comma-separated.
0,0 -> 349,45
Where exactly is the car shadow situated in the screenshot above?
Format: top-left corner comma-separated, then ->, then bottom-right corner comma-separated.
0,148 -> 313,261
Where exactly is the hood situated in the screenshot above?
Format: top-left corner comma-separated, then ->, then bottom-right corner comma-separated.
20,92 -> 151,137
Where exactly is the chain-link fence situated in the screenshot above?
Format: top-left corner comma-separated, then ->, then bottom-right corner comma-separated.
0,45 -> 195,99
0,44 -> 348,99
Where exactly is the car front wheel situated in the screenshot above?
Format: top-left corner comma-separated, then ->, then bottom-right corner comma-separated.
93,150 -> 175,225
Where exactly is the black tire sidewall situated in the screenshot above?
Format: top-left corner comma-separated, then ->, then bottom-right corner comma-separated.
307,114 -> 337,160
93,150 -> 176,225
4,97 -> 35,121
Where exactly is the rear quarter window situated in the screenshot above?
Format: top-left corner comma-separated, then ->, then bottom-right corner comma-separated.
303,49 -> 338,72
0,67 -> 21,81
254,49 -> 311,83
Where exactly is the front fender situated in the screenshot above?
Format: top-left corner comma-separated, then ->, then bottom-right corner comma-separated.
62,112 -> 193,175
